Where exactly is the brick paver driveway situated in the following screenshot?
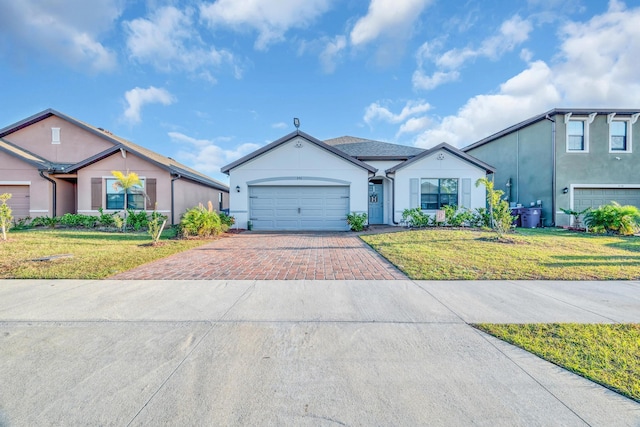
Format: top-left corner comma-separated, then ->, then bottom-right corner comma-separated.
112,232 -> 407,280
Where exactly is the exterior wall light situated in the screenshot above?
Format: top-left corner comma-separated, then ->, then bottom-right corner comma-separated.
236,185 -> 240,193
562,187 -> 569,194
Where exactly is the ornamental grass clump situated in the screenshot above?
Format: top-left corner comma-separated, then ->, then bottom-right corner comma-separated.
179,201 -> 224,238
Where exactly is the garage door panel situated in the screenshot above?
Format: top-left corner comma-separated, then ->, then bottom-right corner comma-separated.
0,185 -> 30,219
575,188 -> 640,210
249,186 -> 349,231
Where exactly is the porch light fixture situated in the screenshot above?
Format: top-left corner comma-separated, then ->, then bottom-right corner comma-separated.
236,185 -> 240,193
562,187 -> 569,194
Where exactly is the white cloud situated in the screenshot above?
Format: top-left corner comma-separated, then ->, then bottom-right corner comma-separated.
271,122 -> 287,129
319,35 -> 347,73
124,6 -> 239,80
396,116 -> 431,137
169,132 -> 261,177
364,100 -> 432,127
553,0 -> 640,106
408,0 -> 640,148
350,0 -> 432,46
200,0 -> 331,50
412,70 -> 460,90
413,15 -> 533,90
415,61 -> 560,148
0,0 -> 121,71
123,86 -> 176,124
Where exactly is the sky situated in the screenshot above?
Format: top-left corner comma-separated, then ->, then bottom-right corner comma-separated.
1,0 -> 640,183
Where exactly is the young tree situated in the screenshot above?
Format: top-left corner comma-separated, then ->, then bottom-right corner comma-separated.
475,177 -> 513,239
111,170 -> 142,232
0,193 -> 13,241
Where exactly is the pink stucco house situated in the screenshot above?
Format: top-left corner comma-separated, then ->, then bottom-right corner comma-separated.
0,109 -> 228,224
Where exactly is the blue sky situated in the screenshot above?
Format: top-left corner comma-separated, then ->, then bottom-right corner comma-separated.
1,0 -> 639,183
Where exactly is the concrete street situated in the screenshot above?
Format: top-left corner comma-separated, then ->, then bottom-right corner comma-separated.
1,279 -> 639,426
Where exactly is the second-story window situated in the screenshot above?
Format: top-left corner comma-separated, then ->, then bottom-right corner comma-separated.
567,120 -> 586,151
610,120 -> 629,152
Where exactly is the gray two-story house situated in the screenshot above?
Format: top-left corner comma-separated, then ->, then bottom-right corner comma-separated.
463,108 -> 640,227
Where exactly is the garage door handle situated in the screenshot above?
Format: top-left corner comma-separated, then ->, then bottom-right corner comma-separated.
298,207 -> 301,214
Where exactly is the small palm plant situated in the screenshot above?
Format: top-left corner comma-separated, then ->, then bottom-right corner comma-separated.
560,207 -> 590,229
111,170 -> 142,232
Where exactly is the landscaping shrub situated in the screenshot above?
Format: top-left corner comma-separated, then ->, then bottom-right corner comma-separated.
346,212 -> 367,231
126,209 -> 149,231
219,211 -> 235,228
97,208 -> 117,227
443,205 -> 474,227
12,216 -> 32,230
59,213 -> 97,228
470,208 -> 491,228
179,203 -> 223,237
401,208 -> 431,228
31,216 -> 59,228
584,202 -> 640,235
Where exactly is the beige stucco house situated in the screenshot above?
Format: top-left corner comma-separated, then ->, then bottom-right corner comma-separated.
0,109 -> 228,224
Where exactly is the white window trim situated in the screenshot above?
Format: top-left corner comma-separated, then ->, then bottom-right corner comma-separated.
51,127 -> 61,145
564,114 -> 593,153
607,113 -> 633,153
105,176 -> 146,210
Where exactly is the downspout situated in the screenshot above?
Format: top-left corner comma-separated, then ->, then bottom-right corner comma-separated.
544,114 -> 556,226
39,170 -> 56,217
171,173 -> 182,225
386,173 -> 399,224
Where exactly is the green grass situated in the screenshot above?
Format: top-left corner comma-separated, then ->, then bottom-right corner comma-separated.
475,323 -> 640,402
0,228 -> 213,279
361,228 -> 640,280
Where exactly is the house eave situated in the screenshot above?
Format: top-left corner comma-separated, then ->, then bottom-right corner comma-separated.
221,130 -> 378,174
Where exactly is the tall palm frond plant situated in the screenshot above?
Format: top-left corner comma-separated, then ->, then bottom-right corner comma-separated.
111,170 -> 141,232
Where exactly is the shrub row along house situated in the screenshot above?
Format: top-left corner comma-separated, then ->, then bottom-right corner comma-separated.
0,109 -> 228,224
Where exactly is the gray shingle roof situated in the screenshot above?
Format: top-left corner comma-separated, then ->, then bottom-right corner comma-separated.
324,136 -> 425,158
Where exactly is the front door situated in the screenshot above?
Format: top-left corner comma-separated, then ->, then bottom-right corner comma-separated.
368,182 -> 384,224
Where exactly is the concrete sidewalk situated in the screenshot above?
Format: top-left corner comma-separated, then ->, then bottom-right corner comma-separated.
0,279 -> 639,426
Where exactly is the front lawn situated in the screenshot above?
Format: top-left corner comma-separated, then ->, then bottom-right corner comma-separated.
0,229 -> 213,279
361,228 -> 640,280
475,323 -> 640,403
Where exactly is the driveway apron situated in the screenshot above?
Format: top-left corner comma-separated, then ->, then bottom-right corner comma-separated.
110,232 -> 407,280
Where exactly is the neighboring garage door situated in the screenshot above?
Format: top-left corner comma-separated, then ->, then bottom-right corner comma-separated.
574,188 -> 640,211
249,186 -> 349,231
0,185 -> 30,219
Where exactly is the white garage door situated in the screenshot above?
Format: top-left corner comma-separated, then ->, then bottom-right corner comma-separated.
574,188 -> 640,211
0,185 -> 30,219
249,186 -> 350,231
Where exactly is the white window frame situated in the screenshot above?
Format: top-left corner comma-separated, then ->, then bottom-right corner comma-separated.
419,178 -> 459,210
608,113 -> 638,154
51,128 -> 61,145
105,177 -> 146,210
564,113 -> 594,153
